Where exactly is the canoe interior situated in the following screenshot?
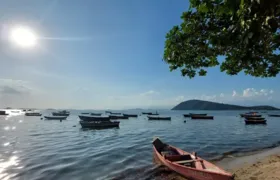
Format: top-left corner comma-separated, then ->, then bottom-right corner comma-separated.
152,138 -> 233,180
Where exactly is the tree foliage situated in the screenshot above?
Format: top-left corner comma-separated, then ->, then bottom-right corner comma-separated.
163,0 -> 280,78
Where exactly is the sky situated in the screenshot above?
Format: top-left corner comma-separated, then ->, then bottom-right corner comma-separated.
0,0 -> 279,109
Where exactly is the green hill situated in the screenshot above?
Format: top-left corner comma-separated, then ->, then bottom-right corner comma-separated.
172,100 -> 279,110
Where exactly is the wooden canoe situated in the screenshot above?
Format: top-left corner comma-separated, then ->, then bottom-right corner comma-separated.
190,113 -> 207,116
152,138 -> 233,180
78,115 -> 110,121
240,114 -> 261,118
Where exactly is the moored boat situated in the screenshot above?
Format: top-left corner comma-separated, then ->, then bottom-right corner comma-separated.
90,113 -> 102,116
44,116 -> 67,120
78,115 -> 110,121
0,110 -> 9,115
105,111 -> 112,114
148,116 -> 171,120
25,112 -> 42,116
245,119 -> 267,124
240,114 -> 262,118
142,112 -> 153,115
123,114 -> 138,118
80,120 -> 119,128
52,111 -> 70,116
191,116 -> 214,120
110,112 -> 122,115
190,113 -> 207,116
81,112 -> 90,114
152,138 -> 233,180
109,115 -> 129,120
268,114 -> 280,117
183,114 -> 191,118
245,117 -> 265,120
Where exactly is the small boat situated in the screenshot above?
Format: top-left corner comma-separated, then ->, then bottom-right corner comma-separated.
142,112 -> 153,115
268,114 -> 280,117
110,112 -> 122,115
109,115 -> 129,120
44,116 -> 67,120
90,113 -> 102,116
81,112 -> 90,114
240,114 -> 262,118
190,113 -> 207,116
191,116 -> 214,120
245,117 -> 265,120
245,120 -> 267,124
80,120 -> 119,128
79,115 -> 110,121
52,112 -> 70,116
123,114 -> 138,118
150,113 -> 159,116
183,114 -> 191,118
148,116 -> 171,120
25,112 -> 42,116
105,111 -> 112,114
0,110 -> 9,115
152,138 -> 233,180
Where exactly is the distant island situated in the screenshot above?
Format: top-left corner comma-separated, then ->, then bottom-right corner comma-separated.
172,100 -> 279,110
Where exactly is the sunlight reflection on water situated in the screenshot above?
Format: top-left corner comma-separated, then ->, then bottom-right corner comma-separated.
0,156 -> 19,180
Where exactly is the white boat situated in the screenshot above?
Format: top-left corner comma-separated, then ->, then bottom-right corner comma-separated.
0,109 -> 25,116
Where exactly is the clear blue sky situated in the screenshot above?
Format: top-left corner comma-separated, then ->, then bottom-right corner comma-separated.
0,0 -> 279,109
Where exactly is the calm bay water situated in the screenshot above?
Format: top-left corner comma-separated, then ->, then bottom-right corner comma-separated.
1,110 -> 280,180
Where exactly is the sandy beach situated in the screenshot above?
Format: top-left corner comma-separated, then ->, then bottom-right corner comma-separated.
232,154 -> 280,180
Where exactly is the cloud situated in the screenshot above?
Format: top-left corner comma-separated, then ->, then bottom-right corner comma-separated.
232,90 -> 238,97
175,95 -> 185,102
220,93 -> 224,98
241,88 -> 274,98
140,90 -> 159,96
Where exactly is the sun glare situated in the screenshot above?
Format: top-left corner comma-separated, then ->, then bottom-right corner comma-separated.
10,26 -> 37,48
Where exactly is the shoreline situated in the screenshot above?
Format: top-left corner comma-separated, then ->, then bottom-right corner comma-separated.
216,146 -> 280,180
156,146 -> 280,180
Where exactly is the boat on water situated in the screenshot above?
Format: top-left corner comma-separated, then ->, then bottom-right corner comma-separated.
109,115 -> 129,120
190,113 -> 207,116
90,113 -> 102,116
245,117 -> 265,120
81,112 -> 90,114
52,112 -> 70,116
105,111 -> 112,114
148,116 -> 171,120
44,116 -> 67,120
240,114 -> 262,118
123,114 -> 138,118
78,115 -> 110,121
0,110 -> 9,115
25,112 -> 42,116
152,138 -> 233,180
142,112 -> 153,115
183,114 -> 191,117
268,114 -> 280,117
191,116 -> 214,120
245,119 -> 267,124
0,109 -> 25,116
80,120 -> 119,128
110,112 -> 122,115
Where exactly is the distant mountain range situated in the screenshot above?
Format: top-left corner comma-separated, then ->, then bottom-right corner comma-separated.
172,100 -> 279,110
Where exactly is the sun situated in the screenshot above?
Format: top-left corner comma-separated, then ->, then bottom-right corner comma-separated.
9,26 -> 37,48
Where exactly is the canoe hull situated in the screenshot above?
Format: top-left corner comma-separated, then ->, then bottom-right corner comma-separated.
268,114 -> 280,117
123,114 -> 138,118
153,140 -> 233,180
